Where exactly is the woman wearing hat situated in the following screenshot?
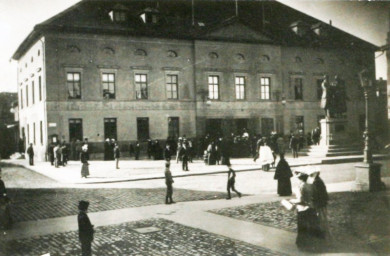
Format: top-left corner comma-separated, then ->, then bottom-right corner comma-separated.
80,145 -> 90,178
290,169 -> 320,250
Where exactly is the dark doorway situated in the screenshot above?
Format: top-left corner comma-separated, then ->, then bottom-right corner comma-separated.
104,118 -> 117,141
168,117 -> 179,139
261,118 -> 274,136
235,119 -> 248,135
137,117 -> 149,141
206,119 -> 222,139
69,119 -> 83,142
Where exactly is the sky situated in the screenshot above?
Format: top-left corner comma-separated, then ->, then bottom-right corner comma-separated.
0,0 -> 389,93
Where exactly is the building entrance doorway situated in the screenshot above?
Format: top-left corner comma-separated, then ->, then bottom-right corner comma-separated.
205,119 -> 222,139
104,118 -> 117,141
235,119 -> 248,135
69,119 -> 83,142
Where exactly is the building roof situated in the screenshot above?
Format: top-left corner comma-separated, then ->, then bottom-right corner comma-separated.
12,0 -> 378,60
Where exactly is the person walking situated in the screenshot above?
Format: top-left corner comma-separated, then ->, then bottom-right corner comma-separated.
273,154 -> 293,196
226,165 -> 242,200
164,144 -> 172,161
27,143 -> 34,166
164,162 -> 175,204
53,144 -> 60,168
78,200 -> 94,256
48,143 -> 54,165
114,143 -> 120,169
80,145 -> 89,178
259,141 -> 274,171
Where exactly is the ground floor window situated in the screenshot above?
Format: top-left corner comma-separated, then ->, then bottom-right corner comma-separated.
69,119 -> 83,142
168,117 -> 179,139
137,117 -> 149,141
40,121 -> 43,145
104,118 -> 117,141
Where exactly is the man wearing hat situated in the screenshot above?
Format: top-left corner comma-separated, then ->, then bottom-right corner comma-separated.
27,143 -> 34,166
78,200 -> 94,256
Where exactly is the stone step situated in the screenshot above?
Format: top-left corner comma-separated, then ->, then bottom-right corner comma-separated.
308,151 -> 363,157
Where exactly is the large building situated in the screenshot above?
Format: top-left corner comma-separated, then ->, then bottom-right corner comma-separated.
12,0 -> 377,160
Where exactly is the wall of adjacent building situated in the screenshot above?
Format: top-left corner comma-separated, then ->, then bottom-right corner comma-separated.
17,37 -> 47,161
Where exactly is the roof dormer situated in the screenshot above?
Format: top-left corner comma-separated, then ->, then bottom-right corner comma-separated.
139,7 -> 160,24
290,20 -> 310,37
109,4 -> 128,23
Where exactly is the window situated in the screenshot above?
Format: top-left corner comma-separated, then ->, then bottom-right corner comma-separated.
69,119 -> 83,142
39,76 -> 42,101
114,11 -> 126,22
135,74 -> 148,99
26,86 -> 29,107
20,88 -> 23,109
104,118 -> 117,141
235,76 -> 245,100
67,72 -> 81,99
32,81 -> 35,104
208,75 -> 219,100
33,123 -> 36,145
102,73 -> 115,99
260,77 -> 271,100
166,74 -> 178,99
137,117 -> 149,141
294,78 -> 303,100
316,79 -> 323,100
168,117 -> 179,139
40,121 -> 43,145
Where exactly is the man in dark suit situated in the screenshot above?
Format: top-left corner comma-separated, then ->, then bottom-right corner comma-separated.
226,165 -> 241,199
27,143 -> 34,165
134,141 -> 140,160
78,200 -> 94,256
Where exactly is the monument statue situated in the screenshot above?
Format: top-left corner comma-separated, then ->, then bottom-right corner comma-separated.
321,74 -> 347,118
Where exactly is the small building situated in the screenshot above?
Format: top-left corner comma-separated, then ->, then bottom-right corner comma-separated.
12,0 -> 377,160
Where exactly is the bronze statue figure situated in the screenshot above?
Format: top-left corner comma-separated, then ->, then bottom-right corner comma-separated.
320,75 -> 347,118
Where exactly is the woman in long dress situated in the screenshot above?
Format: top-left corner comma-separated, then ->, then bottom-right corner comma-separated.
290,171 -> 320,250
259,141 -> 274,171
274,154 -> 293,196
80,145 -> 90,178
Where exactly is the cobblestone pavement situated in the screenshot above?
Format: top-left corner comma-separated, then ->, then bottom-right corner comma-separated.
0,218 -> 286,256
7,188 -> 226,222
210,191 -> 390,254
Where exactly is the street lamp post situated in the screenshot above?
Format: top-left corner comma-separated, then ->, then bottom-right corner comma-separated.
354,69 -> 383,192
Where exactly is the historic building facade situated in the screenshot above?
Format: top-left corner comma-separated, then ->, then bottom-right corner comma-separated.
13,0 -> 377,160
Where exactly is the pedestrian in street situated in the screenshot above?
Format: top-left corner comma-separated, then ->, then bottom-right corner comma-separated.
80,145 -> 90,178
48,143 -> 54,165
176,138 -> 183,163
78,200 -> 94,256
164,144 -> 172,161
134,141 -> 140,160
180,142 -> 189,171
61,141 -> 68,166
114,143 -> 120,169
308,168 -> 330,240
290,170 -> 320,250
164,162 -> 175,204
147,139 -> 153,159
27,143 -> 34,166
0,168 -> 12,230
259,140 -> 274,171
289,134 -> 299,158
226,165 -> 242,200
273,154 -> 293,196
53,144 -> 60,168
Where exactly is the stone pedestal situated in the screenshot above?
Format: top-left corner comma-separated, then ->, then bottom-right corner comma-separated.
320,118 -> 348,146
354,162 -> 383,192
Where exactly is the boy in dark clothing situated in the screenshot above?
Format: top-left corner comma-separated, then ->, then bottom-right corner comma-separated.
226,165 -> 242,199
164,162 -> 175,204
78,200 -> 94,256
